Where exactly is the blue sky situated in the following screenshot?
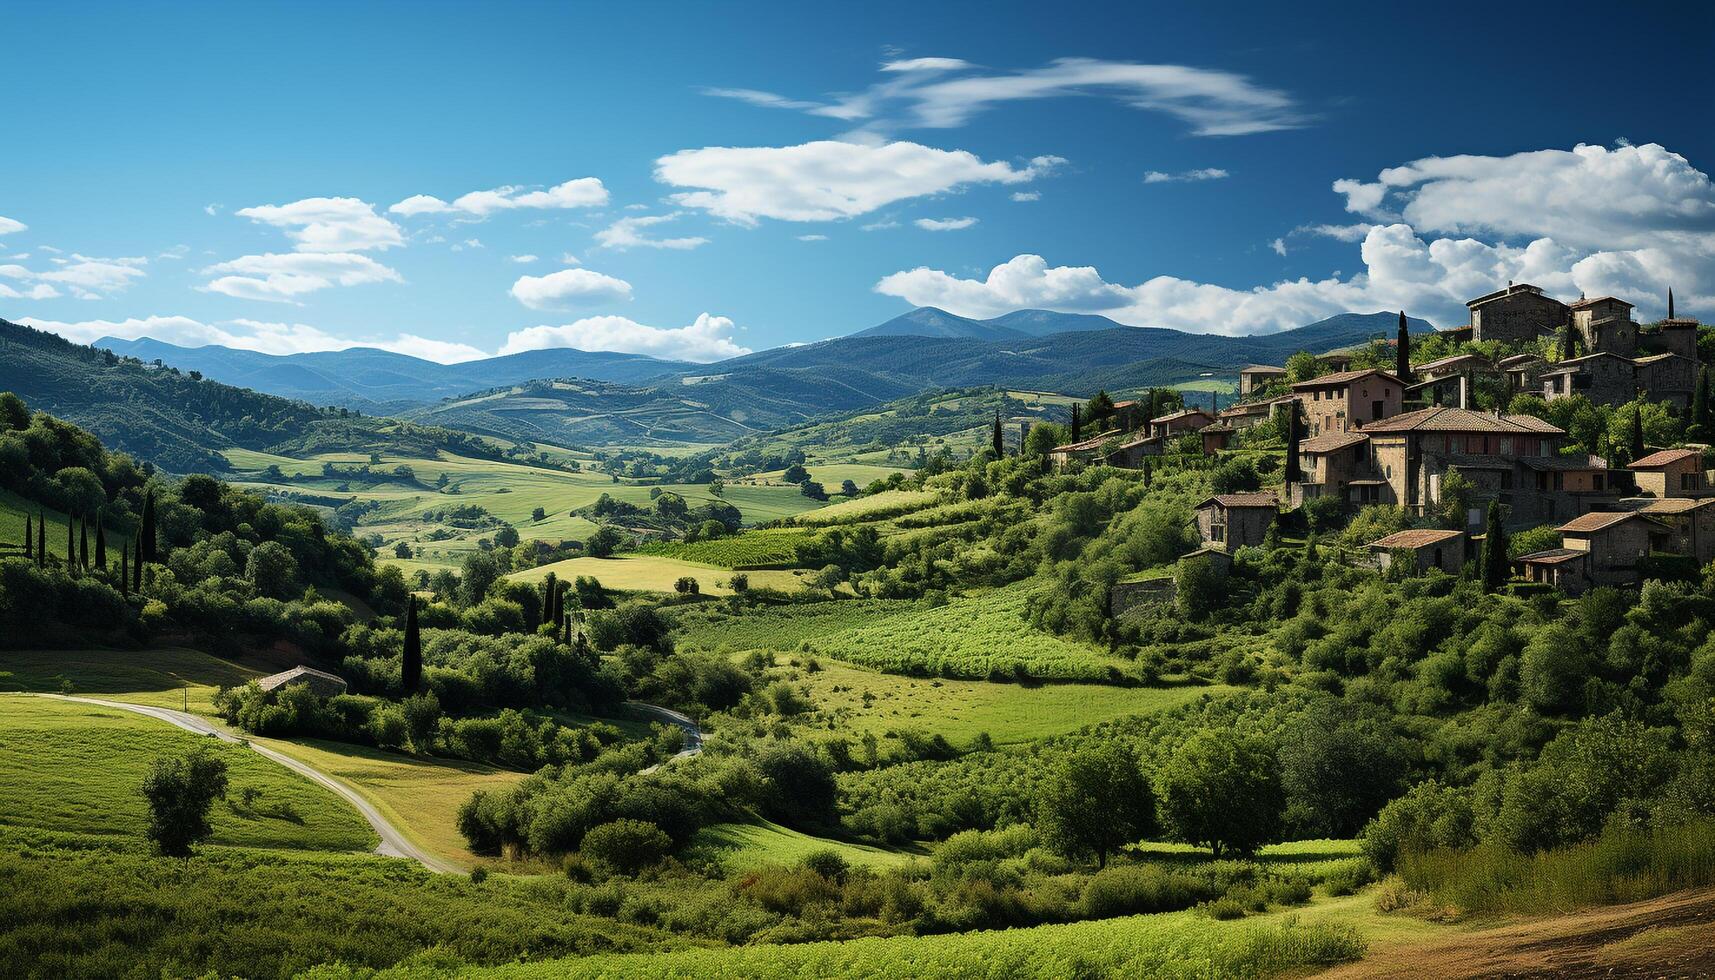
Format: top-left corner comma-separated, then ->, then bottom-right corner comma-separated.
4,0 -> 1712,362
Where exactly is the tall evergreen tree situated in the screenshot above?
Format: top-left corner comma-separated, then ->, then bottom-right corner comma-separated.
23,514 -> 30,560
1694,367 -> 1711,436
140,490 -> 157,564
1629,403 -> 1645,461
1395,311 -> 1413,384
1070,403 -> 1082,442
1141,457 -> 1152,488
132,532 -> 143,591
1284,402 -> 1304,485
992,411 -> 1004,457
94,509 -> 106,571
1669,288 -> 1676,320
37,513 -> 45,568
1481,500 -> 1508,592
541,572 -> 559,636
120,539 -> 130,595
67,518 -> 76,572
402,595 -> 422,693
79,518 -> 89,570
1559,322 -> 1579,361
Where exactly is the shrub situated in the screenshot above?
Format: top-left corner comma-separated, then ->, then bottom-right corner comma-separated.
1082,865 -> 1218,917
580,819 -> 673,874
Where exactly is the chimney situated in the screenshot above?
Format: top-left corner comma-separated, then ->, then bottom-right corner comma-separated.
1459,372 -> 1471,409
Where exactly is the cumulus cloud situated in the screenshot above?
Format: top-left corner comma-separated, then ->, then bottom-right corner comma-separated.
17,314 -> 489,363
235,197 -> 403,252
706,57 -> 1304,137
388,178 -> 609,219
0,216 -> 25,235
509,267 -> 633,310
1010,191 -> 1041,202
915,216 -> 978,231
595,212 -> 709,250
0,253 -> 147,299
497,312 -> 750,362
1143,168 -> 1229,184
200,252 -> 402,303
509,254 -> 539,263
875,141 -> 1715,332
656,140 -> 1060,224
1270,238 -> 1287,257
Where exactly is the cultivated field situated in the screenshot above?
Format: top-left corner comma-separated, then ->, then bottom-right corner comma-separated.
511,554 -> 810,594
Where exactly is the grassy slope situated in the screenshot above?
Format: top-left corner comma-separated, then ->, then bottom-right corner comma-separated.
0,647 -> 257,716
800,660 -> 1233,746
510,555 -> 809,595
0,694 -> 375,852
0,487 -> 127,562
686,819 -> 915,871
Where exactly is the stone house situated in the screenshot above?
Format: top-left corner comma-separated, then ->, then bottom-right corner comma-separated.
1543,351 -> 1638,405
1219,395 -> 1293,430
1047,434 -> 1110,469
1469,283 -> 1569,343
1107,400 -> 1147,432
1555,510 -> 1671,588
1416,353 -> 1494,381
1499,353 -> 1548,395
256,665 -> 348,697
1149,408 -> 1215,441
1643,319 -> 1701,361
1292,369 -> 1405,437
1629,448 -> 1708,498
1357,407 -> 1568,523
1291,431 -> 1372,507
1516,548 -> 1592,594
1633,353 -> 1698,409
1239,365 -> 1287,396
1194,493 -> 1278,551
1571,296 -> 1637,352
1200,422 -> 1235,454
1368,528 -> 1466,575
1627,497 -> 1715,565
1105,433 -> 1164,468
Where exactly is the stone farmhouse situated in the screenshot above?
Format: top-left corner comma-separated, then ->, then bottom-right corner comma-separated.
1369,528 -> 1466,575
1194,493 -> 1278,552
256,665 -> 348,697
1291,369 -> 1404,437
1239,364 -> 1287,396
1516,510 -> 1672,595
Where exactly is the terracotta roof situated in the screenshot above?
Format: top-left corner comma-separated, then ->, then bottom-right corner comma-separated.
1640,497 -> 1714,515
1631,448 -> 1700,469
1468,283 -> 1553,307
1416,353 -> 1492,373
1115,433 -> 1163,450
1291,369 -> 1403,389
1557,510 -> 1666,534
1369,528 -> 1463,550
1569,295 -> 1631,310
1051,435 -> 1110,453
1517,548 -> 1586,565
1150,408 -> 1213,424
1633,352 -> 1686,366
1111,400 -> 1140,409
1239,364 -> 1286,374
1198,492 -> 1279,510
256,665 -> 347,692
1359,406 -> 1565,436
1300,432 -> 1369,454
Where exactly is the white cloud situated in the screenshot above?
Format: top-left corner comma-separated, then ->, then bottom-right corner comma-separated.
0,253 -> 147,299
874,141 -> 1715,332
17,314 -> 489,363
915,216 -> 978,231
498,312 -> 749,363
509,254 -> 540,263
797,234 -> 828,242
389,178 -> 609,219
559,253 -> 583,266
235,197 -> 403,252
595,212 -> 709,250
709,57 -> 1303,137
1143,168 -> 1229,184
509,267 -> 633,310
1010,191 -> 1040,202
656,140 -> 1060,224
0,216 -> 26,235
1270,238 -> 1287,257
203,203 -> 222,216
200,252 -> 402,303
451,238 -> 483,251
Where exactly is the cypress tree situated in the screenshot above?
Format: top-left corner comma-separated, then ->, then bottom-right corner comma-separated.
79,517 -> 89,570
140,490 -> 157,564
67,518 -> 76,572
23,514 -> 30,560
1629,404 -> 1645,462
402,595 -> 422,693
1070,403 -> 1081,442
120,539 -> 130,595
94,509 -> 106,571
541,572 -> 559,636
1669,288 -> 1676,320
1694,367 -> 1710,436
992,411 -> 1004,457
1481,500 -> 1508,592
1142,457 -> 1152,488
1395,310 -> 1413,384
132,532 -> 143,592
1284,402 -> 1304,485
37,513 -> 45,567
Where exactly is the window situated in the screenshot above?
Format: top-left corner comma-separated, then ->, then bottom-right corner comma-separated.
1371,400 -> 1384,419
1212,524 -> 1225,542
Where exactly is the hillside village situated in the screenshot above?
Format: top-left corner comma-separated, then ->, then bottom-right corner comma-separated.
1053,282 -> 1712,598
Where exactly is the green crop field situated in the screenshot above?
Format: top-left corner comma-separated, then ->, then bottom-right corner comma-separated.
677,589 -> 1130,682
797,660 -> 1233,745
737,462 -> 904,490
511,554 -> 810,594
686,819 -> 916,871
638,527 -> 815,568
0,694 -> 376,853
0,647 -> 259,716
792,489 -> 941,526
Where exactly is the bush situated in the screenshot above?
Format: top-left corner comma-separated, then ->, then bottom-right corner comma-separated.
1081,864 -> 1218,917
580,819 -> 673,874
800,849 -> 850,884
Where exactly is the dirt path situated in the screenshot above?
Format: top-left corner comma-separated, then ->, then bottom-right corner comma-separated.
629,701 -> 704,774
40,694 -> 462,874
1321,888 -> 1715,979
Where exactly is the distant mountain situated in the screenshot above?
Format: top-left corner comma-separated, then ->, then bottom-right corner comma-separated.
95,337 -> 690,414
852,307 -> 1033,342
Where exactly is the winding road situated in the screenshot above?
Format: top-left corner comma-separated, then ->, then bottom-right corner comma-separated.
40,693 -> 704,874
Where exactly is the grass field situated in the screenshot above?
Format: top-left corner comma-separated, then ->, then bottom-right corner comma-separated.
0,647 -> 258,716
736,463 -> 903,490
678,589 -> 1130,682
687,819 -> 916,871
0,694 -> 376,853
0,487 -> 127,562
510,554 -> 810,595
253,735 -> 526,869
792,489 -> 941,526
638,527 -> 815,568
798,660 -> 1233,746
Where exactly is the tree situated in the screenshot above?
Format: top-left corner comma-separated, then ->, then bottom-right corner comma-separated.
1070,403 -> 1082,442
586,525 -> 622,558
1481,499 -> 1508,592
22,513 -> 30,560
141,747 -> 229,857
1155,730 -> 1283,857
93,509 -> 105,570
459,549 -> 507,604
246,540 -> 300,600
581,819 -> 672,874
394,541 -> 413,559
66,517 -> 75,571
140,490 -> 157,564
1175,555 -> 1224,620
541,572 -> 560,633
119,538 -> 129,594
840,479 -> 859,496
1086,390 -> 1116,428
1036,743 -> 1153,868
531,506 -> 547,522
1628,402 -> 1645,462
800,481 -> 828,501
78,517 -> 89,569
37,513 -> 45,568
1395,310 -> 1412,385
782,463 -> 810,484
756,742 -> 837,826
674,575 -> 700,596
1285,351 -> 1319,384
1283,401 -> 1304,485
1438,467 -> 1476,528
1278,701 -> 1408,838
402,595 -> 422,693
991,411 -> 1004,457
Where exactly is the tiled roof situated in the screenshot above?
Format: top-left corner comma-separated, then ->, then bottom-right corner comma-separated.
1369,529 -> 1463,550
1051,435 -> 1110,453
257,665 -> 347,692
1469,283 -> 1552,307
1292,369 -> 1403,389
1569,295 -> 1630,309
1633,352 -> 1685,366
1557,510 -> 1666,534
1517,548 -> 1586,565
1240,364 -> 1286,374
1416,353 -> 1492,373
1498,353 -> 1544,367
1150,408 -> 1212,424
1300,432 -> 1369,454
1640,497 -> 1714,515
1198,492 -> 1279,510
1630,448 -> 1700,469
1518,454 -> 1609,472
1359,406 -> 1565,436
